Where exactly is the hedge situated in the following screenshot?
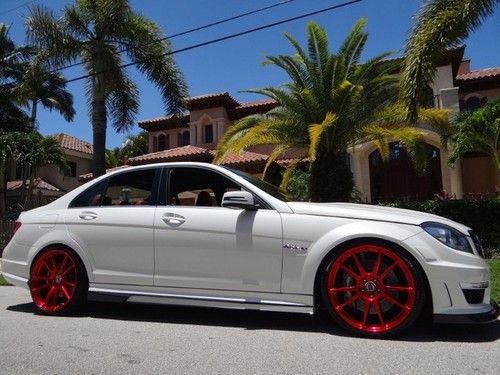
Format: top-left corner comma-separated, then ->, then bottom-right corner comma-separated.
381,199 -> 500,256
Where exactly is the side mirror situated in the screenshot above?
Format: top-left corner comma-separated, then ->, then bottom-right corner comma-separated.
222,191 -> 258,211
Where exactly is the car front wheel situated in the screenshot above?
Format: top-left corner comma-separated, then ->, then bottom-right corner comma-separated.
29,247 -> 87,315
322,242 -> 425,337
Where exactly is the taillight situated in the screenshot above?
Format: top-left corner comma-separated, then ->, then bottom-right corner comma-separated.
12,221 -> 22,236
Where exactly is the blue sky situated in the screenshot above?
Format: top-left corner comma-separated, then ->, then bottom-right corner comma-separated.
2,0 -> 499,148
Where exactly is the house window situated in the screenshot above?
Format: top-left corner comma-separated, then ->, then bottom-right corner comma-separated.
464,96 -> 482,111
204,125 -> 213,143
67,161 -> 77,177
158,134 -> 169,151
182,130 -> 190,146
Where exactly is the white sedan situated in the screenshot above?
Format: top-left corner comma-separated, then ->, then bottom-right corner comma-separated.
1,162 -> 498,336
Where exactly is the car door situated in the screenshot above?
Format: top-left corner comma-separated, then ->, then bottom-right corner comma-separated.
65,168 -> 159,286
154,166 -> 283,292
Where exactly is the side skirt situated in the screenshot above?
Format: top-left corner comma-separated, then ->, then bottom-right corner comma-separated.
88,286 -> 314,314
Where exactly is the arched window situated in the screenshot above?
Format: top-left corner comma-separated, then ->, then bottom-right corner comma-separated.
158,134 -> 169,151
204,125 -> 213,143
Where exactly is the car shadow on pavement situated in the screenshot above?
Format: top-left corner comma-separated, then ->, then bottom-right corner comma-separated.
7,301 -> 500,343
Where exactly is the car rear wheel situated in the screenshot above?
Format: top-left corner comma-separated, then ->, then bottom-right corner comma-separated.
29,247 -> 87,315
322,242 -> 425,337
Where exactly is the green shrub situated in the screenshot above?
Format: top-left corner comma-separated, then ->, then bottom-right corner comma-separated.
381,199 -> 500,256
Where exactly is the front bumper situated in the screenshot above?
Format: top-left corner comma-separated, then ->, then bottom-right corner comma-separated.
434,302 -> 499,324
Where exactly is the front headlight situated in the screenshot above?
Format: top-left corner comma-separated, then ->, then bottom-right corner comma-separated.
421,222 -> 473,254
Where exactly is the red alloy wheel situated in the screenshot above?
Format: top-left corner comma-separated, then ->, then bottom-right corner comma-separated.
30,249 -> 78,313
326,244 -> 417,334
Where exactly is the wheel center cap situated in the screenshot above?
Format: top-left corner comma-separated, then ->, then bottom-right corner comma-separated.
55,275 -> 63,285
364,280 -> 377,293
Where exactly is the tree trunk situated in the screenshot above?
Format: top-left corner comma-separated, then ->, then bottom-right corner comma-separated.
91,95 -> 107,177
309,151 -> 354,202
0,166 -> 6,218
30,100 -> 37,130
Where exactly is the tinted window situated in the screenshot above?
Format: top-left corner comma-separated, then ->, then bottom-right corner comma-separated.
104,169 -> 156,206
69,179 -> 108,208
168,168 -> 241,207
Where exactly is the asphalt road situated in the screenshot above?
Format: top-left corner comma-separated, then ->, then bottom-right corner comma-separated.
0,287 -> 499,375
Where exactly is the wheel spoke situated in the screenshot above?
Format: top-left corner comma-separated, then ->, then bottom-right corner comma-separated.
373,300 -> 385,324
58,256 -> 69,274
372,253 -> 382,275
61,286 -> 71,300
381,293 -> 407,309
352,253 -> 367,276
362,300 -> 371,326
340,264 -> 359,279
380,261 -> 398,280
337,293 -> 360,309
62,280 -> 76,288
62,264 -> 75,277
329,286 -> 356,294
44,286 -> 57,306
31,285 -> 49,293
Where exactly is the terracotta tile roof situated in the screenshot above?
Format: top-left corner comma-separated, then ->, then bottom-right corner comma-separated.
218,150 -> 268,167
138,112 -> 189,126
78,165 -> 131,182
7,178 -> 62,192
50,133 -> 93,155
127,145 -> 212,165
188,92 -> 234,101
233,98 -> 277,110
456,67 -> 500,81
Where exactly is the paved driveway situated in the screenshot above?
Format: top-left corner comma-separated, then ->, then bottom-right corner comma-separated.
0,287 -> 499,374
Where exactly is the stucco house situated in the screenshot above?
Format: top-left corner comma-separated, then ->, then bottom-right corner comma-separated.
6,133 -> 93,209
121,47 -> 499,202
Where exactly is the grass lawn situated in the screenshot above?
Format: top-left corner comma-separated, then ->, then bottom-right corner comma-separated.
487,259 -> 500,303
0,273 -> 9,286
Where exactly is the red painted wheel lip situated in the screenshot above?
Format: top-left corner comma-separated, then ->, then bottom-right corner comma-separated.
29,249 -> 78,313
327,244 -> 416,334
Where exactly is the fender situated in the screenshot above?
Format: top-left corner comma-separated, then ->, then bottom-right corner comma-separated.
281,216 -> 424,294
25,226 -> 95,283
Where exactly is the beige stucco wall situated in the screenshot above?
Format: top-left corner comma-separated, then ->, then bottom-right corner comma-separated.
38,149 -> 92,192
459,87 -> 500,102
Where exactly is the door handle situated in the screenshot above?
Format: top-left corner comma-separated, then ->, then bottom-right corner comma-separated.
79,211 -> 98,220
162,213 -> 186,226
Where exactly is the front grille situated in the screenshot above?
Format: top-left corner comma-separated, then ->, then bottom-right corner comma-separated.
469,231 -> 484,258
463,289 -> 485,304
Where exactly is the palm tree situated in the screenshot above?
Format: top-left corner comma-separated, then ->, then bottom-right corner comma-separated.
16,61 -> 75,129
26,0 -> 188,177
449,99 -> 500,171
12,132 -> 69,209
105,147 -> 125,168
0,24 -> 32,132
0,133 -> 17,217
215,20 -> 448,202
401,0 -> 499,122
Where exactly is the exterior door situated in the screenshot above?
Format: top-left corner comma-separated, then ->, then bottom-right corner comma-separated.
65,168 -> 159,286
154,167 -> 283,292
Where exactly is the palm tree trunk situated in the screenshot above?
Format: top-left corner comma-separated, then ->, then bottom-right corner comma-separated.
30,99 -> 37,130
0,167 -> 6,218
309,151 -> 354,202
91,95 -> 107,177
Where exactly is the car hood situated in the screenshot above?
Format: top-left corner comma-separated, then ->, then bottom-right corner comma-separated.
286,202 -> 471,233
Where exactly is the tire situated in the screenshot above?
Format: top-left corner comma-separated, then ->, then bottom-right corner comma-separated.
321,241 -> 425,337
29,247 -> 88,315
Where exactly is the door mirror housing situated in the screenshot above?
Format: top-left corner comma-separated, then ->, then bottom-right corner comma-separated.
222,191 -> 258,211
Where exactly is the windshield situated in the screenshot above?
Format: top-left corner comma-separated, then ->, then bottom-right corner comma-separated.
224,167 -> 290,202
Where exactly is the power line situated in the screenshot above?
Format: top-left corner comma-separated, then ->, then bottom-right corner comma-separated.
52,0 -> 297,72
64,0 -> 363,84
0,0 -> 37,16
